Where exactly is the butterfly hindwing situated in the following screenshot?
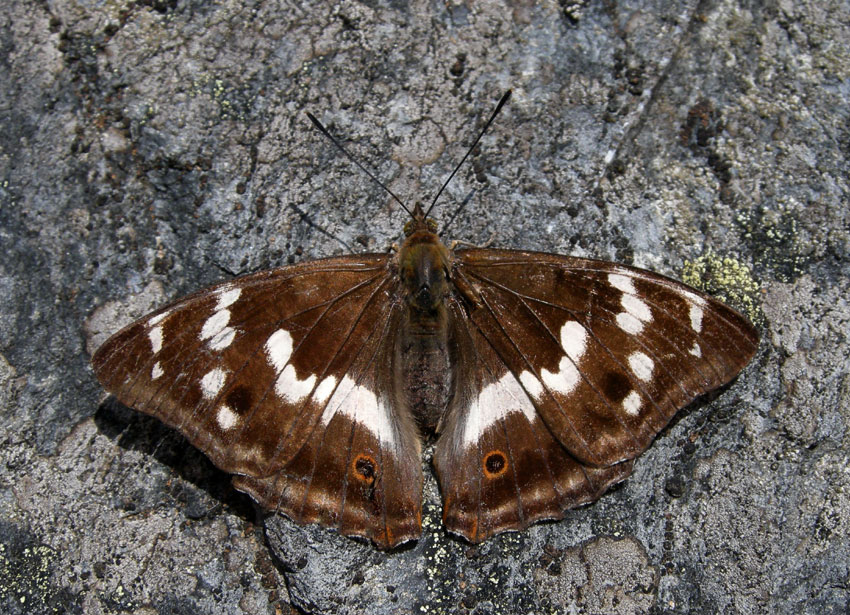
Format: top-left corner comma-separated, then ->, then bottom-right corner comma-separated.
434,300 -> 635,542
92,254 -> 423,547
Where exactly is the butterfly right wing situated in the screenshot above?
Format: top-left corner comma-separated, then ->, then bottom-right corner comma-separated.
434,248 -> 757,543
434,297 -> 634,542
92,254 -> 423,547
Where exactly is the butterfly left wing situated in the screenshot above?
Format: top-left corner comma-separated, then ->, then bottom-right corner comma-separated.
92,255 -> 423,548
435,248 -> 758,542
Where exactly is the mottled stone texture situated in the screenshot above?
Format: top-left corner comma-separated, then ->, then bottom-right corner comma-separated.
1,0 -> 848,613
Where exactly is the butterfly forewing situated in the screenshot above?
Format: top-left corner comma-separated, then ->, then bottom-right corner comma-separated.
92,254 -> 424,547
450,249 -> 759,470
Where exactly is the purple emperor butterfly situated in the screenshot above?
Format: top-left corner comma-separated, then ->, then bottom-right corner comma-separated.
92,91 -> 758,548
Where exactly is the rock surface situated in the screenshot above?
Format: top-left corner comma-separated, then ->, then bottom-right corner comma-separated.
1,0 -> 848,613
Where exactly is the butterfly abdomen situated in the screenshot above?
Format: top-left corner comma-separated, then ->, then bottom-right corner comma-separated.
397,318 -> 452,435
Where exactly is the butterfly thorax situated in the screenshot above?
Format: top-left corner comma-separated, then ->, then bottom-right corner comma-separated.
396,224 -> 453,434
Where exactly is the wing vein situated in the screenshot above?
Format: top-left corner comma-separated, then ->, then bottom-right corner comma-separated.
463,258 -> 751,381
450,299 -> 608,535
119,269 -> 386,422
287,288 -> 399,539
265,274 -> 397,469
449,298 -> 570,524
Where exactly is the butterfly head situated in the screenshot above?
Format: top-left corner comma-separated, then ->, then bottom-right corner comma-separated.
403,202 -> 439,236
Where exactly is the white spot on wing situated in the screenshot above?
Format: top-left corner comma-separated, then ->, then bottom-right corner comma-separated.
608,273 -> 636,294
542,357 -> 581,396
628,351 -> 654,382
216,286 -> 241,310
616,311 -> 644,335
151,362 -> 163,380
209,327 -> 236,351
216,404 -> 238,430
149,326 -> 163,354
321,376 -> 354,423
321,376 -> 395,446
611,276 -> 652,334
689,343 -> 702,357
462,372 -> 537,446
275,364 -> 317,402
519,370 -> 543,400
265,329 -> 317,403
315,376 -> 336,404
559,320 -> 588,358
623,390 -> 642,416
689,303 -> 704,332
201,368 -> 227,399
149,310 -> 170,326
541,320 -> 588,396
621,294 -> 652,322
200,310 -> 230,341
265,329 -> 293,372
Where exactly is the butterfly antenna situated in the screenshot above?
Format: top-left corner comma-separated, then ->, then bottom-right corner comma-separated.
306,112 -> 413,217
288,202 -> 355,253
439,189 -> 475,238
424,89 -> 512,220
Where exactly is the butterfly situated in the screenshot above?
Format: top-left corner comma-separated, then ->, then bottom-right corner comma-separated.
91,91 -> 758,549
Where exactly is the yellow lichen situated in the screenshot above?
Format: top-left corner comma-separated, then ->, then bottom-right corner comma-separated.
682,250 -> 763,326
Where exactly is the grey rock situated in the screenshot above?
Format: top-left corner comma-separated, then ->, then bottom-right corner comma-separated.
1,0 -> 848,613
